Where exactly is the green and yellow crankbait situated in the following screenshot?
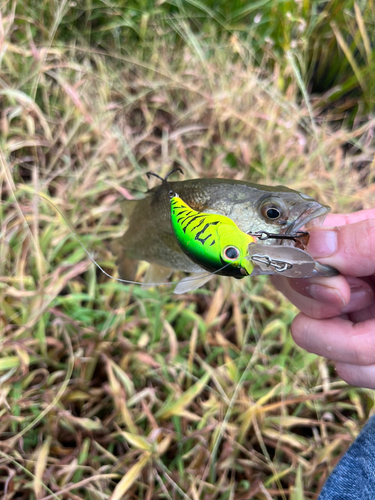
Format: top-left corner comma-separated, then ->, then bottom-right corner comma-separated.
146,169 -> 256,278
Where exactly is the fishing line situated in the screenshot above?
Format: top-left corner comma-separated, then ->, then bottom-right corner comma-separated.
35,192 -> 232,288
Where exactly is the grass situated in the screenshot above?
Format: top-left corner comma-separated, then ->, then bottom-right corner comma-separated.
17,0 -> 375,120
1,1 -> 375,499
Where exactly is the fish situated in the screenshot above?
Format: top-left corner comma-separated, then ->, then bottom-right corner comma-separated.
111,175 -> 331,293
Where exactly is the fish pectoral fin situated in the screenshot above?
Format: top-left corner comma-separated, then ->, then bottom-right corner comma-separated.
120,199 -> 138,219
174,272 -> 213,295
142,264 -> 172,289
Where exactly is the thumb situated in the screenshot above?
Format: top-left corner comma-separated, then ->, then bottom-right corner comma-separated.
307,219 -> 375,276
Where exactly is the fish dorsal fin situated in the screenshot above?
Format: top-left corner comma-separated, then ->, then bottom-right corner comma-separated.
173,273 -> 213,294
120,199 -> 138,219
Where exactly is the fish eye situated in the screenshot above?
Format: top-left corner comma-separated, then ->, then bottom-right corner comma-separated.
266,207 -> 281,219
261,203 -> 282,221
223,246 -> 240,261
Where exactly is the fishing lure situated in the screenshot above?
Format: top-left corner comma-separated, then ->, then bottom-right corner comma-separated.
146,169 -> 256,278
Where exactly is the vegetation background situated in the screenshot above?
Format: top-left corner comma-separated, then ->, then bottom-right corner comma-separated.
1,0 -> 374,498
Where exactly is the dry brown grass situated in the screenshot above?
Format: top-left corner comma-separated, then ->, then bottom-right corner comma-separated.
1,3 -> 374,499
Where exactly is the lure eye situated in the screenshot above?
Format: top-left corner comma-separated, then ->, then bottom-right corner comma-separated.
223,246 -> 240,261
261,203 -> 282,221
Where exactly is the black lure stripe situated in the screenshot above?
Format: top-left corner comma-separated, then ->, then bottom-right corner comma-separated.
175,208 -> 191,219
179,212 -> 206,226
171,199 -> 208,232
195,221 -> 220,245
191,218 -> 206,232
171,198 -> 221,247
177,212 -> 193,223
182,215 -> 205,233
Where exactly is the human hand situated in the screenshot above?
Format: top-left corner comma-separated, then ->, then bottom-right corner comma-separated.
271,209 -> 375,389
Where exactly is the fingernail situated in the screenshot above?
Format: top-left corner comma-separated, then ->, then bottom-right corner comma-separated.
307,284 -> 346,307
308,230 -> 338,258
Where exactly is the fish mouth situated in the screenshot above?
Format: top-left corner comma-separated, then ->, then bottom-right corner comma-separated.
282,202 -> 331,242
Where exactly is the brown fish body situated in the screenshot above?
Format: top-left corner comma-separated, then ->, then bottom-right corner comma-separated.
113,178 -> 330,276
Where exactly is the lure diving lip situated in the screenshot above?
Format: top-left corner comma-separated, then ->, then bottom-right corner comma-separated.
247,243 -> 339,278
